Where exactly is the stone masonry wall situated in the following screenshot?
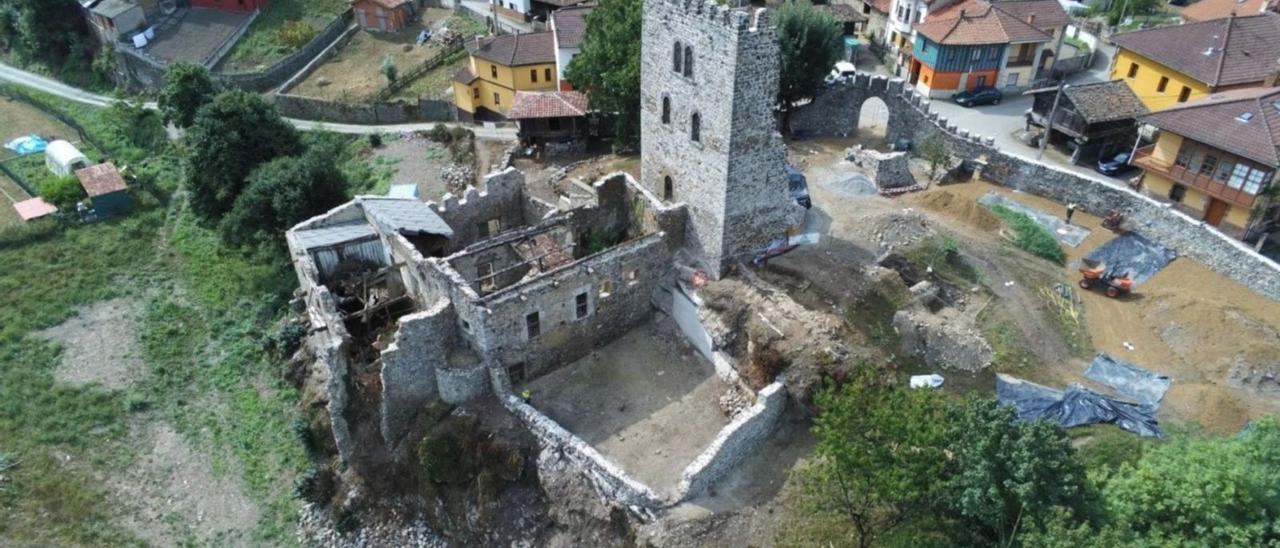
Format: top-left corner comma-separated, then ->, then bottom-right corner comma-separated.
640,0 -> 803,274
848,145 -> 916,191
428,168 -> 553,253
379,300 -> 456,453
792,75 -> 1280,301
676,380 -> 786,499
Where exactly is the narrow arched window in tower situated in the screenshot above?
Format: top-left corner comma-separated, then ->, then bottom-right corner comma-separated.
673,41 -> 683,73
684,46 -> 694,77
663,176 -> 674,200
661,96 -> 671,124
690,112 -> 701,142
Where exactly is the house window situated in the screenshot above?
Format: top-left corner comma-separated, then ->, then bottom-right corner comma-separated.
976,75 -> 987,87
673,41 -> 683,73
1215,161 -> 1235,182
477,218 -> 500,237
1198,155 -> 1218,176
863,3 -> 871,13
478,262 -> 495,291
1006,72 -> 1020,87
663,175 -> 674,200
690,112 -> 700,142
530,69 -> 538,82
1178,86 -> 1192,103
972,48 -> 982,61
1169,184 -> 1187,203
472,87 -> 480,99
661,96 -> 671,124
1127,63 -> 1139,78
574,291 -> 589,319
599,280 -> 614,298
1175,147 -> 1192,168
491,64 -> 498,78
494,92 -> 501,105
525,312 -> 541,339
921,41 -> 929,54
625,268 -> 639,284
1244,169 -> 1269,194
1228,163 -> 1249,189
684,46 -> 693,77
1157,76 -> 1169,93
545,68 -> 552,81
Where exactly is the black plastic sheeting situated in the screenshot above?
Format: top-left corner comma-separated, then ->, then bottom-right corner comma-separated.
1080,231 -> 1177,287
1084,353 -> 1171,406
997,374 -> 1164,438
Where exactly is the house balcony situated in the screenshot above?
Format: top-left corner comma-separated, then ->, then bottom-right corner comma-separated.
1131,145 -> 1260,209
1006,58 -> 1036,68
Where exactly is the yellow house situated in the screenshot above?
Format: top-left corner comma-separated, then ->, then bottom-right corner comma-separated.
1131,87 -> 1280,241
1109,14 -> 1280,111
452,32 -> 558,121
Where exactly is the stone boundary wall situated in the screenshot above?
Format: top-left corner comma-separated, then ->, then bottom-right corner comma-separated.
202,8 -> 260,69
218,11 -> 356,92
492,368 -> 666,513
676,380 -> 787,499
272,93 -> 456,125
792,74 -> 1280,301
436,364 -> 489,404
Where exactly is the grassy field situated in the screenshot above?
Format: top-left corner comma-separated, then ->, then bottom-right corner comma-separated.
0,89 -> 311,545
223,0 -> 349,72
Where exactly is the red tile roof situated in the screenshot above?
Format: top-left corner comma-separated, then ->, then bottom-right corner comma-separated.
1181,0 -> 1266,22
507,91 -> 589,119
467,32 -> 556,66
930,0 -> 1069,30
1110,14 -> 1280,87
1141,86 -> 1280,167
915,3 -> 1051,45
353,0 -> 410,8
74,162 -> 127,197
869,0 -> 892,14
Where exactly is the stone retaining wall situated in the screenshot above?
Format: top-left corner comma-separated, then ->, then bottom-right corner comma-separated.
272,93 -> 456,125
676,380 -> 787,499
792,74 -> 1280,301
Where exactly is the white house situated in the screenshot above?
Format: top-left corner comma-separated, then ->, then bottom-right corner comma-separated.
550,4 -> 593,91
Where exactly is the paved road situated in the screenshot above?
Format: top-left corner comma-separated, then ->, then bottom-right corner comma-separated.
0,62 -> 517,140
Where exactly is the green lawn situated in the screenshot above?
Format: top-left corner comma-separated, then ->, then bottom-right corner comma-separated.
0,89 -> 310,545
223,0 -> 350,72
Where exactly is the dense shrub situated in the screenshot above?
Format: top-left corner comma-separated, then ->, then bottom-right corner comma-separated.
990,205 -> 1066,264
277,20 -> 317,49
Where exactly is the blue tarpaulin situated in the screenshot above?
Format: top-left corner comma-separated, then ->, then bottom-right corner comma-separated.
997,374 -> 1164,437
1085,353 -> 1171,406
4,134 -> 47,156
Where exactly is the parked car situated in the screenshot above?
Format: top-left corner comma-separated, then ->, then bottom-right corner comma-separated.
786,166 -> 812,209
953,86 -> 1003,107
825,61 -> 857,85
1096,151 -> 1135,176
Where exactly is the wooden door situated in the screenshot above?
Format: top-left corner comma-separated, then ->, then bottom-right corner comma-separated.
1204,198 -> 1229,226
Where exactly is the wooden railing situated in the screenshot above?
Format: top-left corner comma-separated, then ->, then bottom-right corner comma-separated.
1132,145 -> 1259,208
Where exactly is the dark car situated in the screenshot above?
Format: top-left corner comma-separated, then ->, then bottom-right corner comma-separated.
1097,151 -> 1135,176
953,86 -> 1003,107
785,166 -> 812,209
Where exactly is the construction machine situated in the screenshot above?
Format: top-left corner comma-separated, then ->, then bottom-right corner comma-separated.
1078,259 -> 1132,298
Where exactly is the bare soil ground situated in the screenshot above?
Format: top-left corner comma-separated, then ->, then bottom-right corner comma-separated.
523,318 -> 730,496
373,133 -> 454,198
290,20 -> 450,102
35,298 -> 145,391
785,138 -> 1280,433
511,152 -> 640,204
107,423 -> 259,546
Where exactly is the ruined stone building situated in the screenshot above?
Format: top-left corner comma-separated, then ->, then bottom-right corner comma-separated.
288,0 -> 806,511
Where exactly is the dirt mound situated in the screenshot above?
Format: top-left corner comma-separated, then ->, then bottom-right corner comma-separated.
838,208 -> 937,251
918,190 -> 1001,232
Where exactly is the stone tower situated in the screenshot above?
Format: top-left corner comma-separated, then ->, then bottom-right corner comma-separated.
640,0 -> 804,276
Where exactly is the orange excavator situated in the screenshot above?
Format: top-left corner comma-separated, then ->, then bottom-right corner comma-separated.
1078,259 -> 1133,298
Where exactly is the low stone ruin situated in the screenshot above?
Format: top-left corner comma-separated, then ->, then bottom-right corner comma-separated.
847,145 -> 920,195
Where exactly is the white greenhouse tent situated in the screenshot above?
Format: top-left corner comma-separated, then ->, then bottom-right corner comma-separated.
45,140 -> 90,177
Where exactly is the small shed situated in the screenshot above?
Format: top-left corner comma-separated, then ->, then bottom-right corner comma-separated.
13,198 -> 58,221
45,141 -> 91,177
75,162 -> 133,217
351,0 -> 415,32
88,0 -> 147,39
508,90 -> 590,145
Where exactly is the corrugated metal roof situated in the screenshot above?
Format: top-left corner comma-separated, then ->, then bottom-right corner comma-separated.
293,222 -> 378,250
360,197 -> 455,238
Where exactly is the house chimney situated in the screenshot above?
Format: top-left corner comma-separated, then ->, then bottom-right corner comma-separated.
1027,14 -> 1036,24
1266,68 -> 1280,87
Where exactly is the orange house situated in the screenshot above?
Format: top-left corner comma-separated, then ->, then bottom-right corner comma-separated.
351,0 -> 415,32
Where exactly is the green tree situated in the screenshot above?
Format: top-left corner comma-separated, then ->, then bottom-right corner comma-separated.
39,174 -> 85,209
917,136 -> 952,180
793,367 -> 950,548
158,63 -> 219,129
940,399 -> 1092,546
218,147 -> 350,247
776,1 -> 842,127
1099,418 -> 1280,546
565,0 -> 641,152
0,0 -> 92,67
184,90 -> 302,221
381,55 -> 398,83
